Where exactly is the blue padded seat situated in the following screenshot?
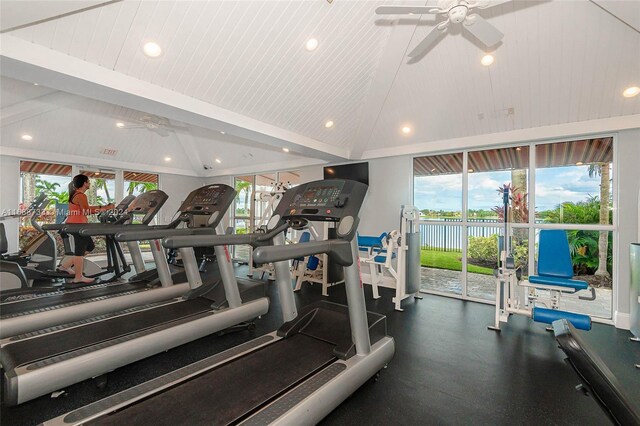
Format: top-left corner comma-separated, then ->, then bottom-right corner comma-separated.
358,233 -> 396,263
294,232 -> 319,270
528,229 -> 588,292
358,233 -> 387,249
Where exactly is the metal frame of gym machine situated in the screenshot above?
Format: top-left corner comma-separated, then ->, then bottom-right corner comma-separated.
45,179 -> 395,426
1,184 -> 270,406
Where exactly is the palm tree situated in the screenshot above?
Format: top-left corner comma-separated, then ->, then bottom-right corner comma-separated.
588,163 -> 611,277
94,178 -> 114,203
234,179 -> 252,218
127,181 -> 157,195
35,177 -> 69,203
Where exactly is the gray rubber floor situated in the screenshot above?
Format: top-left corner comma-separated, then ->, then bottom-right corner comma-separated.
1,269 -> 638,425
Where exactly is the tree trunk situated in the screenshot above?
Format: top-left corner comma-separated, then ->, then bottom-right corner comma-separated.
595,163 -> 610,277
510,169 -> 527,223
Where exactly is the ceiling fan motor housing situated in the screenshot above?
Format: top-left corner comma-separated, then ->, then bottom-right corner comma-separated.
448,5 -> 469,23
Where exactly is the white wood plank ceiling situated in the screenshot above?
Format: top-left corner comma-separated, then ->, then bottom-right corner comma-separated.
1,0 -> 639,176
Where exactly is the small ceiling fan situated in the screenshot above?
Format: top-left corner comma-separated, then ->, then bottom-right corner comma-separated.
376,0 -> 510,58
116,114 -> 188,137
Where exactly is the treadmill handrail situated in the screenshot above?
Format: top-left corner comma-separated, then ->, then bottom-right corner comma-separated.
41,223 -> 66,231
162,222 -> 289,249
76,223 -> 170,236
115,227 -> 216,242
253,240 -> 353,266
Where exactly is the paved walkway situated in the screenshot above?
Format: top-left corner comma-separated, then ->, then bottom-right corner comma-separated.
421,267 -> 612,319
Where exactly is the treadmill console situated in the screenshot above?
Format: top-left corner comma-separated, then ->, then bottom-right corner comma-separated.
125,190 -> 170,225
273,179 -> 368,239
177,184 -> 236,227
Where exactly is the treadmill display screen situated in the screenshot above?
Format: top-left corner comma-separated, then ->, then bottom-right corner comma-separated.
181,185 -> 234,214
296,181 -> 344,208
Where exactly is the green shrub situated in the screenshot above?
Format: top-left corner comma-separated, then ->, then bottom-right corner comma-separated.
468,235 -> 498,266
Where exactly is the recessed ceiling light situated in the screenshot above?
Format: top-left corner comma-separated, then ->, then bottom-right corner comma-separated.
33,83 -> 39,86
215,158 -> 222,164
21,134 -> 33,141
325,120 -> 334,128
576,161 -> 583,166
116,122 -> 125,128
401,126 -> 412,135
481,54 -> 494,66
143,41 -> 163,58
220,131 -> 225,135
623,86 -> 640,98
282,148 -> 290,153
516,147 -> 522,151
94,172 -> 100,176
305,38 -> 319,51
164,156 -> 171,162
468,168 -> 474,173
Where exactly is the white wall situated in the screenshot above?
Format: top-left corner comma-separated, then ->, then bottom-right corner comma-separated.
0,155 -> 21,252
158,173 -> 206,224
614,129 -> 640,327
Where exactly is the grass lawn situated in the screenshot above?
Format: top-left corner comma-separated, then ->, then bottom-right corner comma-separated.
420,249 -> 493,275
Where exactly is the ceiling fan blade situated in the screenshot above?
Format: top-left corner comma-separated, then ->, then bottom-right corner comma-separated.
376,5 -> 434,15
408,26 -> 447,58
463,14 -> 503,47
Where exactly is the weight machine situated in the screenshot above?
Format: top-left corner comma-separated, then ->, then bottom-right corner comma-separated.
358,205 -> 422,311
489,185 -> 595,331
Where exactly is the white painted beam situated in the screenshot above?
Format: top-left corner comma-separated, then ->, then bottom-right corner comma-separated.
1,91 -> 81,127
0,34 -> 348,162
362,114 -> 640,159
0,146 -> 198,177
1,1 -> 121,33
205,157 -> 327,179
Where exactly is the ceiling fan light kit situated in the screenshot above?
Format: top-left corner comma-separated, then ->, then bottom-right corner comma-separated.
376,0 -> 509,60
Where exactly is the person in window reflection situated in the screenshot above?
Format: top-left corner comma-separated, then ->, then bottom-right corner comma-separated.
58,174 -> 114,284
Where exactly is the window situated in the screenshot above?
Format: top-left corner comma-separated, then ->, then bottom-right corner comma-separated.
413,137 -> 615,319
123,171 -> 159,196
232,170 -> 301,262
19,160 -> 72,258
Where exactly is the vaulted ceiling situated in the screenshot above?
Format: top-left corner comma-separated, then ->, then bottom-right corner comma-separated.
1,0 -> 638,177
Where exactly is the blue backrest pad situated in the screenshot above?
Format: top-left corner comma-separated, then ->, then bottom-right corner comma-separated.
537,229 -> 574,279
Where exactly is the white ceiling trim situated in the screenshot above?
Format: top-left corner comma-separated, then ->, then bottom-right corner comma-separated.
0,33 -> 349,162
0,146 -> 198,177
206,157 -> 326,179
172,132 -> 207,177
362,114 -> 640,159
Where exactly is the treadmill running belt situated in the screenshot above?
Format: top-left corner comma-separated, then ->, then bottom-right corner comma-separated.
0,298 -> 213,371
0,282 -> 148,317
89,334 -> 335,426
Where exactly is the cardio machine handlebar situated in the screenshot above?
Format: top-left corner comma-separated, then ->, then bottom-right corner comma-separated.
162,222 -> 290,250
253,240 -> 353,266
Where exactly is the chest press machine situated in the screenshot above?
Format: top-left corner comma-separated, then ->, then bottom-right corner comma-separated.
488,185 -> 596,332
357,205 -> 422,311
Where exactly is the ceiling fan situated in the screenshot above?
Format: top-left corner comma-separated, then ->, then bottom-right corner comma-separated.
116,114 -> 188,137
376,0 -> 510,58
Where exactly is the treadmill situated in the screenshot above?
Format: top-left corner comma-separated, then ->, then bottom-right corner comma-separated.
45,179 -> 395,426
1,183 -> 269,406
0,194 -> 137,300
0,190 -> 171,338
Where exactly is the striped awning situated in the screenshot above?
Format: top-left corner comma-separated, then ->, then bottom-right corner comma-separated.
20,161 -> 71,176
414,137 -> 613,176
20,161 -> 157,183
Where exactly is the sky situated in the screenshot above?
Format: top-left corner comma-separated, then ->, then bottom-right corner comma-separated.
414,165 -> 608,213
